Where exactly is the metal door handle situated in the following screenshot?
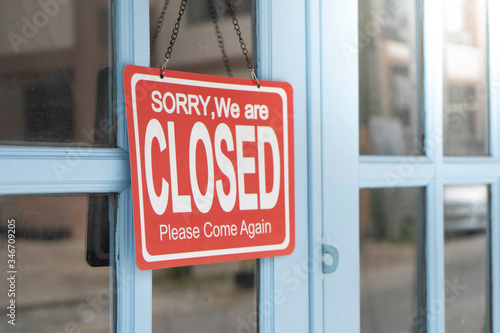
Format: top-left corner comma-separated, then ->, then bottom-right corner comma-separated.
322,244 -> 339,274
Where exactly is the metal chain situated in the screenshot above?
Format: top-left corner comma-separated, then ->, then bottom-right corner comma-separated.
160,0 -> 188,78
208,0 -> 233,77
156,0 -> 258,86
225,0 -> 260,87
150,0 -> 170,53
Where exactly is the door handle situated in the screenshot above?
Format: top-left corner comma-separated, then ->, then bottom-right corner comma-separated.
322,244 -> 339,274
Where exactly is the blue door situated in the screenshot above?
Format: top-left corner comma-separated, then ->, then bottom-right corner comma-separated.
1,0 -> 498,332
315,0 -> 500,332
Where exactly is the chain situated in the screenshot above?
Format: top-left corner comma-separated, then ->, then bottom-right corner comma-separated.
225,0 -> 260,87
208,0 -> 233,77
156,0 -> 259,87
160,0 -> 188,78
150,0 -> 170,54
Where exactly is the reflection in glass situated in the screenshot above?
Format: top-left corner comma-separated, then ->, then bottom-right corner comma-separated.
150,0 -> 252,77
359,0 -> 422,155
0,1 -> 115,146
360,187 -> 425,333
149,0 -> 257,331
152,261 -> 256,333
443,0 -> 488,156
444,185 -> 490,332
0,194 -> 114,333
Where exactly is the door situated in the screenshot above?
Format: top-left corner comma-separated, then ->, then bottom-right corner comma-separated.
0,0 -> 311,332
9,0 -> 497,332
316,0 -> 500,332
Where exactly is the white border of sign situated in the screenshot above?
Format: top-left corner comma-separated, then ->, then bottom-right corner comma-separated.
130,73 -> 291,263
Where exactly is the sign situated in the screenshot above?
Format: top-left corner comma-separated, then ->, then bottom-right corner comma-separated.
123,65 -> 294,269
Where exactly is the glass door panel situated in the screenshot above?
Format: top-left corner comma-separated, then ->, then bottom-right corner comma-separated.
0,194 -> 115,333
0,0 -> 115,147
360,187 -> 426,333
359,0 -> 423,156
444,185 -> 491,332
443,0 -> 489,156
152,261 -> 256,332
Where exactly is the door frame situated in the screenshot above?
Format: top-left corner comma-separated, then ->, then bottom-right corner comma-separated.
255,1 -> 310,332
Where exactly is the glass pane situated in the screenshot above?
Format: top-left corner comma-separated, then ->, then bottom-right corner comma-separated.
149,0 -> 257,332
152,261 -> 257,332
0,1 -> 115,147
359,0 -> 423,155
0,194 -> 114,332
443,0 -> 488,156
444,185 -> 490,332
150,0 -> 252,77
360,187 -> 425,333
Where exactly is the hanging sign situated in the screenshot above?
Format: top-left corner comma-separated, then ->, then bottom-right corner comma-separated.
123,65 -> 295,270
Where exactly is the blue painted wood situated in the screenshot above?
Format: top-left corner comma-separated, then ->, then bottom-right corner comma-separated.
0,147 -> 129,195
443,157 -> 500,164
424,0 -> 445,332
255,2 -> 275,332
489,1 -> 500,330
442,177 -> 497,186
360,155 -> 432,163
256,1 -> 310,332
114,0 -> 152,332
492,181 -> 500,332
360,159 -> 500,188
305,0 -> 324,331
359,161 -> 434,187
320,0 -> 360,331
360,178 -> 431,189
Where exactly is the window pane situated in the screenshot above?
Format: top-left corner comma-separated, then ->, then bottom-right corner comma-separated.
360,187 -> 425,333
443,0 -> 488,156
359,0 -> 423,155
152,262 -> 257,332
0,1 -> 115,147
0,194 -> 114,332
444,185 -> 490,332
150,0 -> 252,78
149,0 -> 257,331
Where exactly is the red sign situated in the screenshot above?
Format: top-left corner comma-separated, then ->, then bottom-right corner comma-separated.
123,65 -> 294,269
